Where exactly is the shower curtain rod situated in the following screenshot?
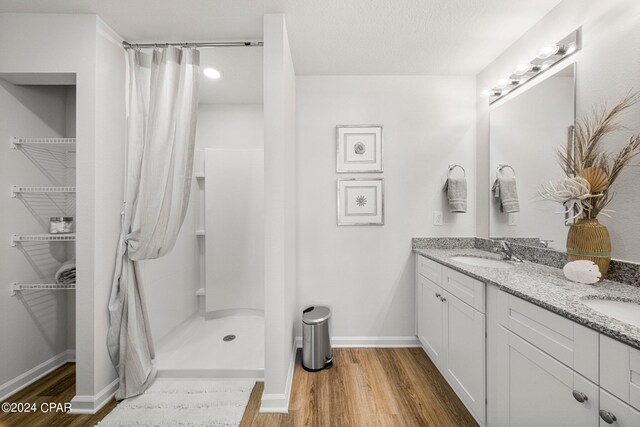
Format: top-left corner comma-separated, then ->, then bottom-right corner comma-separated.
122,41 -> 263,49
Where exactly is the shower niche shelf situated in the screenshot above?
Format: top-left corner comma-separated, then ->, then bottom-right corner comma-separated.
10,282 -> 76,296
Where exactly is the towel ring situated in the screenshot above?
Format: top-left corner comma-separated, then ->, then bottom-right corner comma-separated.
497,164 -> 516,176
448,164 -> 466,178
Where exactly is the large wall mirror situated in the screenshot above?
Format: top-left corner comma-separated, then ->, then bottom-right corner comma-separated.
489,63 -> 576,252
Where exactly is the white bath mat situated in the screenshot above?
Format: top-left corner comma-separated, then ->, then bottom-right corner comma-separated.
96,379 -> 255,427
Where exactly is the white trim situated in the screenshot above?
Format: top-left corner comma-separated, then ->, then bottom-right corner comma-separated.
204,308 -> 264,320
69,378 -> 118,414
259,340 -> 297,413
0,350 -> 74,401
295,335 -> 421,348
157,368 -> 263,379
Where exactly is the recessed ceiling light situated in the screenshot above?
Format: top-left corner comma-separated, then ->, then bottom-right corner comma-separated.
203,68 -> 221,79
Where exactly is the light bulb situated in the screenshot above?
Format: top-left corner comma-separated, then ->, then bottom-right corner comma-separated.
514,64 -> 532,75
203,68 -> 221,79
537,45 -> 559,59
565,43 -> 577,55
496,78 -> 510,88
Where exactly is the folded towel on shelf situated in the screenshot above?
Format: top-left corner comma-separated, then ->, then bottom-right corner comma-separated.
443,176 -> 467,213
492,176 -> 520,213
55,259 -> 76,284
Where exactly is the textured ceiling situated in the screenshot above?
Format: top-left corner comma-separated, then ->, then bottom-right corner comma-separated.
0,0 -> 563,75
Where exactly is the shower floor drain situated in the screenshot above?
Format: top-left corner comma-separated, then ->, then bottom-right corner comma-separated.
223,334 -> 236,342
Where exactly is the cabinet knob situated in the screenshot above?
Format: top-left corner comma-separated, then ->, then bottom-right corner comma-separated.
572,390 -> 588,403
440,296 -> 447,302
435,292 -> 441,298
599,410 -> 616,424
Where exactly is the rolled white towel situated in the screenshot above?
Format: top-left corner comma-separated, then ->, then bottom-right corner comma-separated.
55,259 -> 76,284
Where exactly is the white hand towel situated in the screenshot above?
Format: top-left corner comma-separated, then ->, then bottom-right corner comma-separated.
492,176 -> 520,213
443,176 -> 467,213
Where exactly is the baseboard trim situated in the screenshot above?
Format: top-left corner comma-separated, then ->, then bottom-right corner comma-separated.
295,335 -> 421,348
259,340 -> 297,413
69,378 -> 118,414
0,350 -> 74,402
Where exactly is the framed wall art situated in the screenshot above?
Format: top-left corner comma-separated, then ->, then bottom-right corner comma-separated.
336,125 -> 383,173
337,178 -> 384,225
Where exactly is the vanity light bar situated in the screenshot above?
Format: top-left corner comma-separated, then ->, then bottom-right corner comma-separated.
483,28 -> 581,104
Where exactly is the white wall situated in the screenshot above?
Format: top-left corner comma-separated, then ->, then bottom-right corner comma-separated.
476,0 -> 640,262
295,75 -> 476,339
261,14 -> 297,413
196,104 -> 264,150
91,18 -> 126,398
197,103 -> 265,316
0,83 -> 73,399
205,148 -> 264,312
0,13 -> 126,411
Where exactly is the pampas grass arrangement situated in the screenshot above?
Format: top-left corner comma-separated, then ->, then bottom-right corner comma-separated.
541,92 -> 640,219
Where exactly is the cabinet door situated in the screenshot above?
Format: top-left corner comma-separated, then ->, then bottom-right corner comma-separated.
443,292 -> 485,424
600,389 -> 640,427
493,324 -> 599,427
419,275 -> 445,367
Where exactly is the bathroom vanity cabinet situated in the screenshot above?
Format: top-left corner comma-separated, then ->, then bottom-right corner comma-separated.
416,255 -> 486,425
415,253 -> 640,427
487,285 -> 600,427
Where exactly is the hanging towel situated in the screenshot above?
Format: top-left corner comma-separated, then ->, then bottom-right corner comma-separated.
492,176 -> 520,213
55,259 -> 76,284
443,176 -> 467,213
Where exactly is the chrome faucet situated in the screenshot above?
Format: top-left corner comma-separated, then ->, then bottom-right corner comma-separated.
539,239 -> 554,248
494,241 -> 523,262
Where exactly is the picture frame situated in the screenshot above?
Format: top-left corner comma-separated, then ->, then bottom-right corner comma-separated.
337,178 -> 384,226
336,125 -> 383,173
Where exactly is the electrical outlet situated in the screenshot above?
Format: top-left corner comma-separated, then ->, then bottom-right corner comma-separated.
508,213 -> 517,226
433,211 -> 443,226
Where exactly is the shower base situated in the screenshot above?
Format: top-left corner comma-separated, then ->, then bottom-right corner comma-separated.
155,311 -> 264,379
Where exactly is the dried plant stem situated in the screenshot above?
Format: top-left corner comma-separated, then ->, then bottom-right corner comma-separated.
555,92 -> 640,219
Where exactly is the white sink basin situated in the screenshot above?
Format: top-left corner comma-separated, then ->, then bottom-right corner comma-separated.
449,255 -> 513,269
582,299 -> 640,328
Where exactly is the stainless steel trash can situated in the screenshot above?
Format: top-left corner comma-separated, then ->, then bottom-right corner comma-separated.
302,306 -> 333,371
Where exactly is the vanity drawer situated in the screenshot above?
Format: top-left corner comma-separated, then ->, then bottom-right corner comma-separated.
417,255 -> 442,284
495,290 -> 599,382
441,266 -> 485,313
600,335 -> 640,411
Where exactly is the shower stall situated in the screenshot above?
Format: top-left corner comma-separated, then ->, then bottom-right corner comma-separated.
147,46 -> 265,379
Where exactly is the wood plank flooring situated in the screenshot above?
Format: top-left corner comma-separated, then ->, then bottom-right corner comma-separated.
0,363 -> 116,427
1,348 -> 477,426
240,348 -> 478,427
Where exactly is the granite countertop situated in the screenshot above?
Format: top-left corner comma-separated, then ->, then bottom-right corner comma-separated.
414,247 -> 640,349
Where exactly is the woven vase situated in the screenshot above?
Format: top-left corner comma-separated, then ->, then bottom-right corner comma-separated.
566,218 -> 611,279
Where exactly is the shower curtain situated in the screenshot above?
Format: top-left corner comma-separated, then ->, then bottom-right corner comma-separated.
107,46 -> 200,400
